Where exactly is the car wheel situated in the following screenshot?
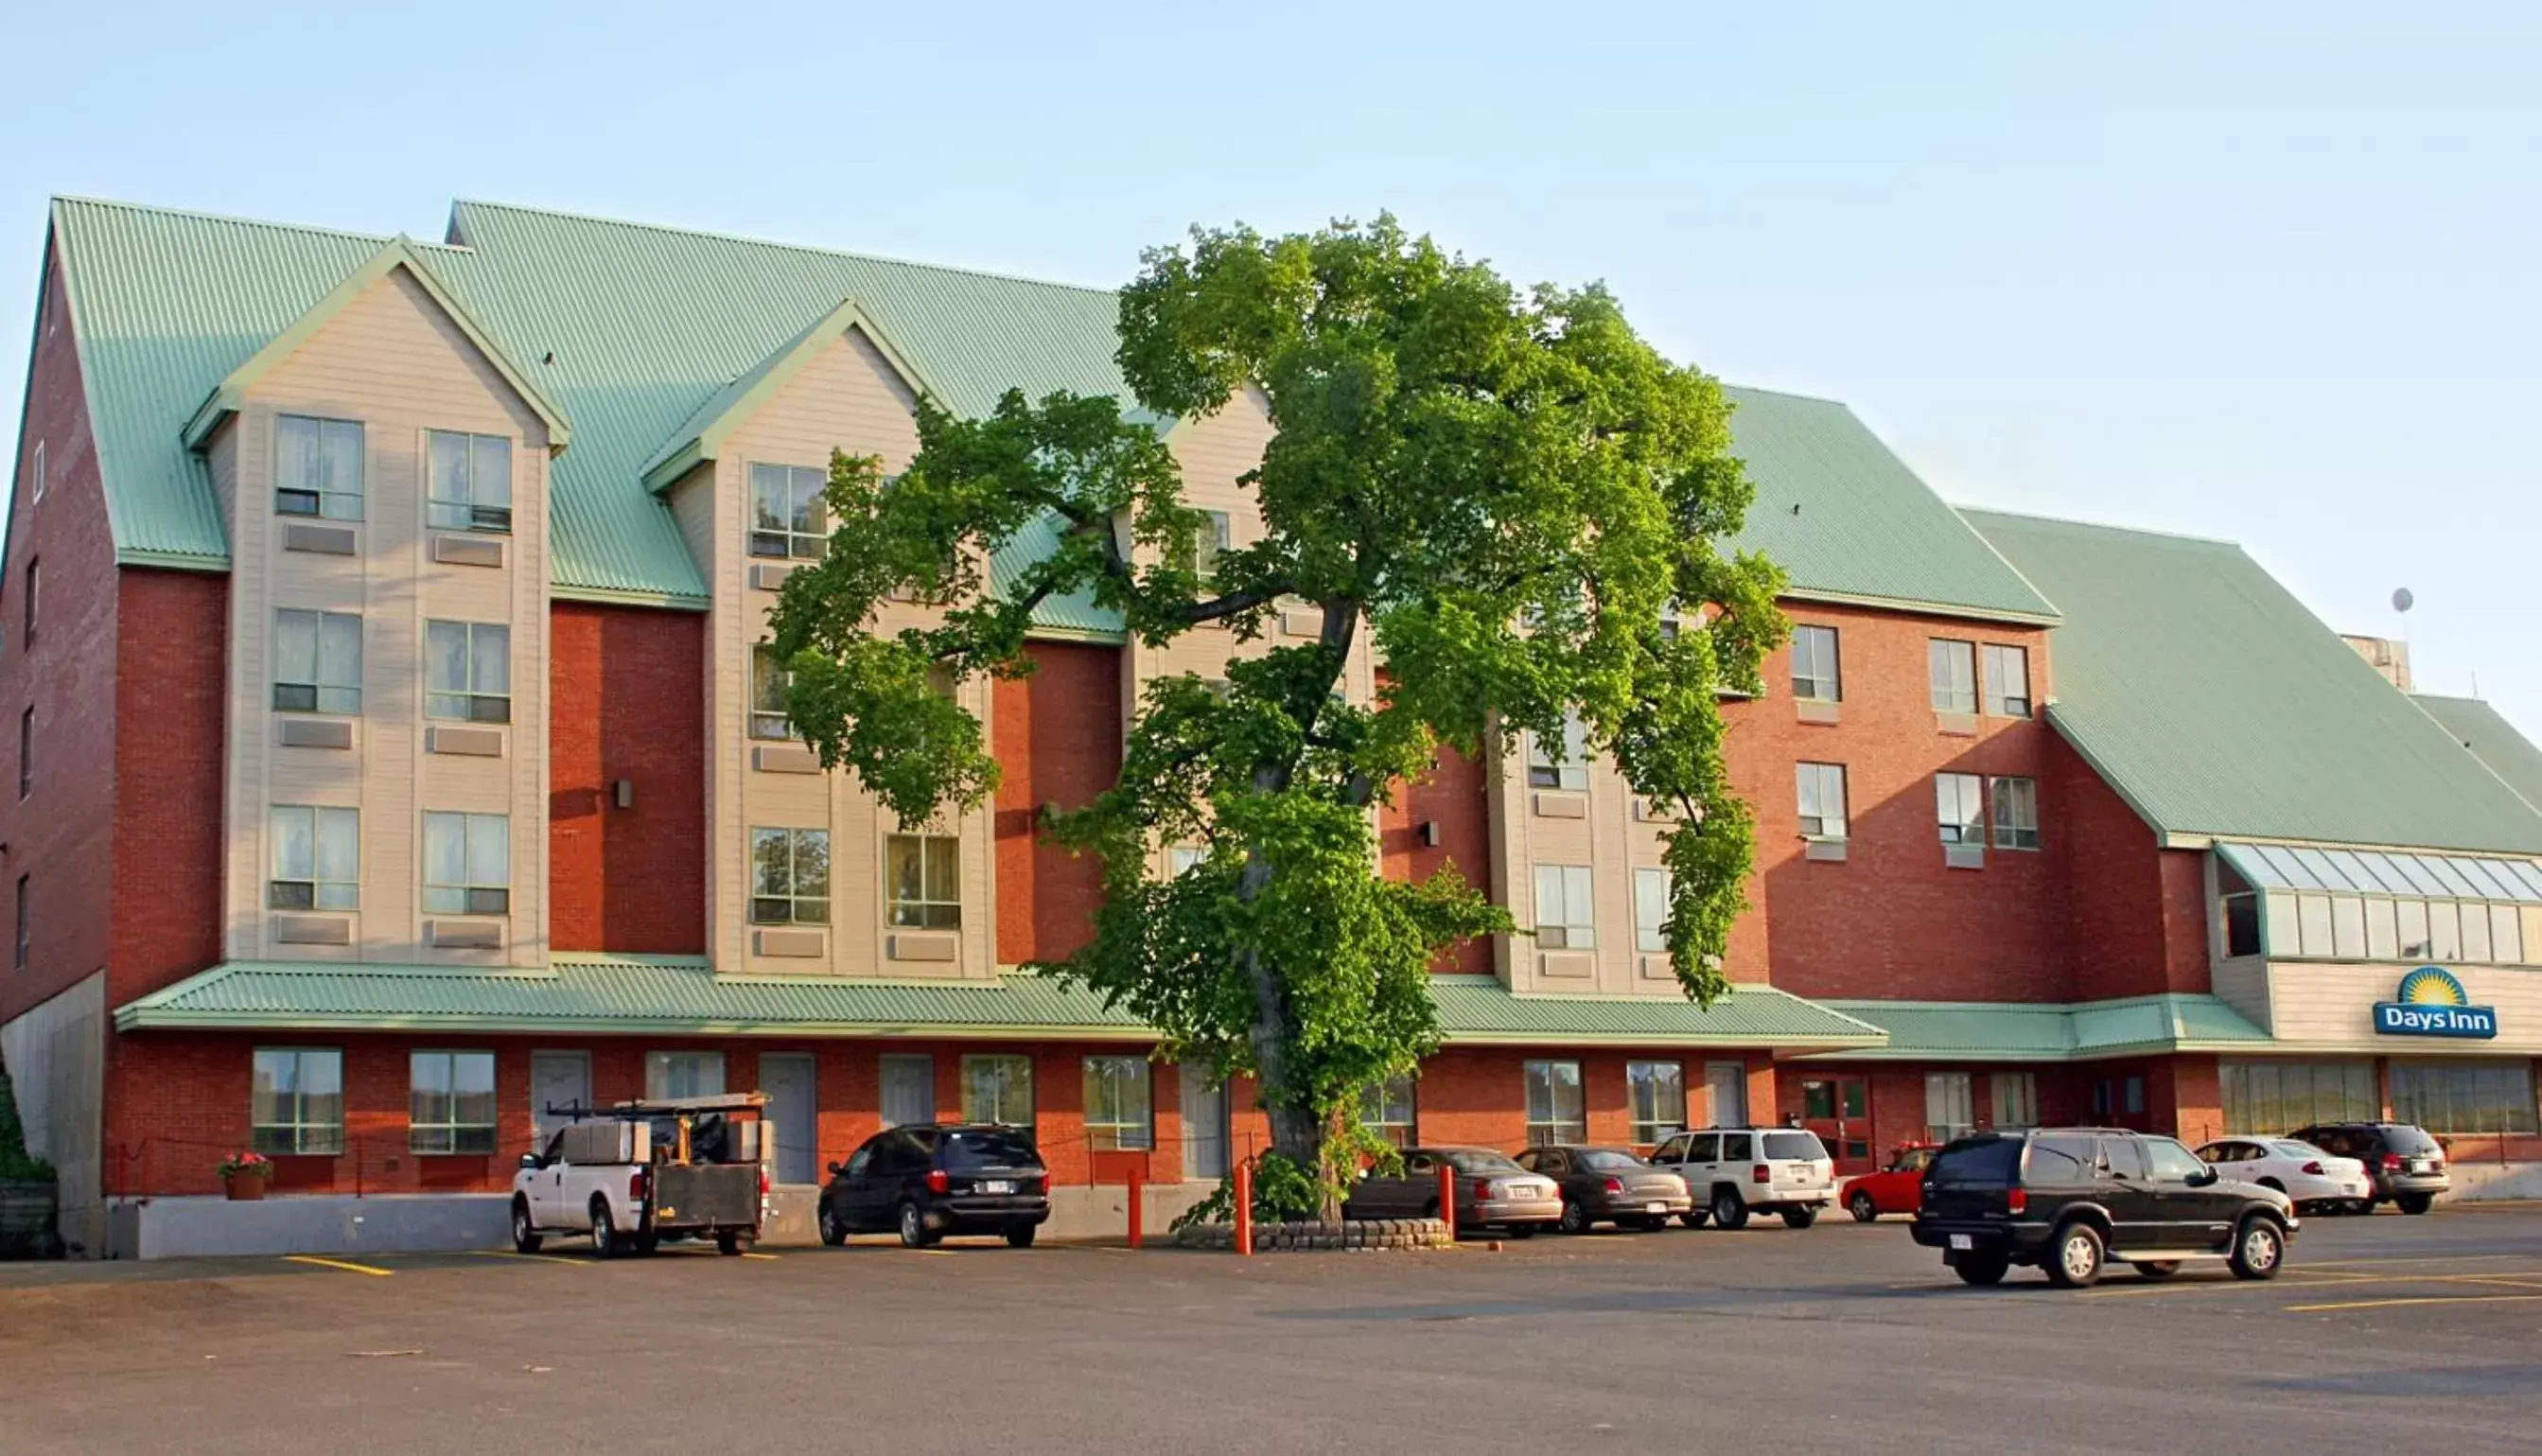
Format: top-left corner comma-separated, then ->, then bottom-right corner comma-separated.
715,1232 -> 744,1256
1710,1187 -> 1749,1231
898,1201 -> 938,1249
1849,1191 -> 1879,1223
2257,1178 -> 2286,1197
1557,1201 -> 1591,1235
2229,1216 -> 2285,1280
2397,1193 -> 2434,1216
1678,1210 -> 1710,1229
1006,1222 -> 1038,1249
2044,1220 -> 2105,1289
511,1199 -> 542,1254
1781,1206 -> 1818,1230
818,1202 -> 849,1248
2131,1261 -> 2182,1280
589,1197 -> 619,1260
1954,1253 -> 2009,1287
1504,1223 -> 1538,1240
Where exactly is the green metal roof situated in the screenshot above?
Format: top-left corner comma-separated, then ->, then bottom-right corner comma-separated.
2415,694 -> 2542,814
1816,995 -> 2273,1061
1963,510 -> 2542,856
114,957 -> 1882,1048
1719,387 -> 2058,624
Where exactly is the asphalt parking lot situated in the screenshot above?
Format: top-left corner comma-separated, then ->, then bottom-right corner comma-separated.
7,1205 -> 2542,1454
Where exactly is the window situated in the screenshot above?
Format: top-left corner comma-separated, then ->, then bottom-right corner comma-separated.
1924,1072 -> 1974,1141
2428,901 -> 2463,961
1990,1071 -> 2038,1129
2219,1061 -> 2375,1134
15,706 -> 28,800
2365,898 -> 2401,960
750,647 -> 796,740
274,414 -> 363,519
1628,1061 -> 1686,1144
22,556 -> 34,648
2397,899 -> 2431,958
2224,891 -> 2263,957
749,463 -> 828,558
886,833 -> 961,930
1082,1057 -> 1153,1151
962,1054 -> 1033,1127
1192,510 -> 1231,580
423,811 -> 510,916
2392,1061 -> 2539,1134
410,1050 -> 497,1155
1524,1060 -> 1587,1146
425,621 -> 510,723
273,609 -> 362,714
270,805 -> 359,910
749,828 -> 832,925
251,1047 -> 344,1155
1990,777 -> 2041,851
1633,868 -> 1671,953
426,430 -> 513,533
1928,640 -> 1976,714
1359,1074 -> 1417,1148
1790,624 -> 1841,701
1533,864 -> 1595,949
1526,713 -> 1588,791
2463,901 -> 2495,962
1935,773 -> 1983,845
1167,845 -> 1206,877
11,874 -> 25,971
645,1051 -> 726,1099
1983,644 -> 2031,717
1796,762 -> 1849,839
29,440 -> 44,505
2492,903 -> 2524,965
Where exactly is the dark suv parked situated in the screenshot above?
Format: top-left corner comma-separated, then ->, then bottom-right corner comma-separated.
2285,1122 -> 2450,1215
818,1124 -> 1051,1248
1911,1128 -> 2297,1289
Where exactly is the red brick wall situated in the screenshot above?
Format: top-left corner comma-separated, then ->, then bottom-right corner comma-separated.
548,603 -> 707,953
1378,741 -> 1495,974
108,570 -> 228,1006
0,244 -> 125,1026
992,642 -> 1122,965
1721,604 -> 2065,1001
2053,732 -> 2214,999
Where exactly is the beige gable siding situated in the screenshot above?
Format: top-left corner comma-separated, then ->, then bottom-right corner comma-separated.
1483,720 -> 1678,998
226,265 -> 552,968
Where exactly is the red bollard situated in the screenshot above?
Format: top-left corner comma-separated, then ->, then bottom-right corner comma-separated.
1234,1159 -> 1254,1256
1436,1161 -> 1458,1241
1126,1167 -> 1145,1250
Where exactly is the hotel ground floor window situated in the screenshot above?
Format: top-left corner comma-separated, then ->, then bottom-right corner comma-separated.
1359,1074 -> 1417,1148
645,1051 -> 726,1100
1990,1071 -> 2038,1130
1627,1061 -> 1686,1145
1524,1060 -> 1587,1146
1082,1057 -> 1153,1150
252,1047 -> 344,1155
1923,1073 -> 1974,1142
2391,1061 -> 2539,1134
963,1054 -> 1034,1128
410,1050 -> 498,1154
2219,1060 -> 2375,1134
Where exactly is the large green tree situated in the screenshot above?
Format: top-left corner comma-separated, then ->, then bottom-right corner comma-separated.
768,216 -> 1784,1197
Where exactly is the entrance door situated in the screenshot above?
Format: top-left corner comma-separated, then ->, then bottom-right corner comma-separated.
1180,1067 -> 1230,1180
531,1051 -> 589,1147
1800,1075 -> 1874,1175
762,1053 -> 817,1184
1704,1062 -> 1747,1128
880,1055 -> 935,1128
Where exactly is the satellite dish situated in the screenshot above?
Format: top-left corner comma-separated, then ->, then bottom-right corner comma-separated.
2392,588 -> 2415,614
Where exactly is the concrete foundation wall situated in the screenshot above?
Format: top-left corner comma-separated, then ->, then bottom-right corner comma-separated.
0,972 -> 105,1254
111,1193 -> 512,1259
2446,1162 -> 2542,1202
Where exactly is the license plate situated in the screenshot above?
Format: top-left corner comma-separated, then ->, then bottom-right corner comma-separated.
1949,1234 -> 1973,1251
981,1180 -> 1014,1194
1645,1201 -> 1667,1214
2409,1161 -> 2430,1174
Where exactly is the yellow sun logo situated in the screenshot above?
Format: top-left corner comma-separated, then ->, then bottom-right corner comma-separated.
2398,967 -> 2469,1007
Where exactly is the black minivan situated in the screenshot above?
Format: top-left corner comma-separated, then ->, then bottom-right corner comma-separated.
818,1124 -> 1051,1249
1910,1128 -> 2297,1289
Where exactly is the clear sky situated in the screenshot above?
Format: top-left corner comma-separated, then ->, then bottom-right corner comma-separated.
5,1 -> 2536,739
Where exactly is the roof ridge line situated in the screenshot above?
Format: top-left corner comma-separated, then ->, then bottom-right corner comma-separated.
1719,380 -> 1853,408
1956,503 -> 2245,551
51,194 -> 469,254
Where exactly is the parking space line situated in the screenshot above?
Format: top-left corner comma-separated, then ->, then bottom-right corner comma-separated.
2287,1292 -> 2542,1313
466,1250 -> 585,1267
283,1255 -> 394,1278
741,1252 -> 782,1261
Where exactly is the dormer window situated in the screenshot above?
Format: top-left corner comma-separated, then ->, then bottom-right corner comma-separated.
427,430 -> 513,534
750,464 -> 828,558
275,415 -> 364,520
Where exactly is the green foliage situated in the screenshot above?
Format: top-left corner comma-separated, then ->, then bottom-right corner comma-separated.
0,1057 -> 53,1182
769,213 -> 1783,1177
1168,1150 -> 1333,1232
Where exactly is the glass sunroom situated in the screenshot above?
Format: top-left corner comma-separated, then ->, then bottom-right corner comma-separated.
2214,841 -> 2542,966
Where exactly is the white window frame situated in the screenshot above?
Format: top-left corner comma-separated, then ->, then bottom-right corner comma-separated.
426,429 -> 513,533
1790,623 -> 1840,702
409,1049 -> 498,1155
887,833 -> 962,930
29,439 -> 44,505
1533,863 -> 1596,949
1990,1071 -> 2038,1129
962,1054 -> 1034,1128
1929,639 -> 1977,714
423,811 -> 510,916
1633,867 -> 1671,953
252,1046 -> 344,1155
1936,773 -> 1984,845
1524,1059 -> 1587,1146
749,463 -> 828,559
1193,510 -> 1232,580
1627,1060 -> 1687,1145
1526,712 -> 1589,792
270,804 -> 359,911
425,621 -> 511,724
1924,1072 -> 1974,1142
1082,1056 -> 1153,1151
1990,776 -> 2041,851
272,608 -> 362,715
750,646 -> 798,740
1983,643 -> 2031,717
274,414 -> 364,520
644,1051 -> 727,1100
1359,1074 -> 1417,1148
1797,762 -> 1849,840
749,827 -> 832,925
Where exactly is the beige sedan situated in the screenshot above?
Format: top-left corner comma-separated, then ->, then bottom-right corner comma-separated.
1343,1146 -> 1565,1237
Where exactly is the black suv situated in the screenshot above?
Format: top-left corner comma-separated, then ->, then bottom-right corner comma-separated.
818,1124 -> 1051,1249
2285,1122 -> 2450,1214
1911,1128 -> 2297,1288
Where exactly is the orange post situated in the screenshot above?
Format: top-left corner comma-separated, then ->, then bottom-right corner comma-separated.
1126,1166 -> 1145,1250
1234,1158 -> 1254,1256
1436,1162 -> 1458,1240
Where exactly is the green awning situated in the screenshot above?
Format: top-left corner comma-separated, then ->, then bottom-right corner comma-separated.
1814,994 -> 2273,1062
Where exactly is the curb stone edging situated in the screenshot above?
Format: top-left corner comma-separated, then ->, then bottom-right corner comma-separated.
1173,1217 -> 1453,1252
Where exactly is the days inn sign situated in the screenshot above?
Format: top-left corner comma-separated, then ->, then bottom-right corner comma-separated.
2373,967 -> 2498,1040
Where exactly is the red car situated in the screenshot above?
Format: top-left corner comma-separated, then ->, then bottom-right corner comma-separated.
1842,1142 -> 1938,1221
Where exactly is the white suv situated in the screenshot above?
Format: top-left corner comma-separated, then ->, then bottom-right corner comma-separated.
1650,1127 -> 1837,1229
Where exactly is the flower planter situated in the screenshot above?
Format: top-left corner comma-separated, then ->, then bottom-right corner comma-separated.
223,1174 -> 271,1202
0,1176 -> 58,1257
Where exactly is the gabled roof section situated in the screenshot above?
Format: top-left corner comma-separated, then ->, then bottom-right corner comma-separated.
180,234 -> 570,453
2415,694 -> 2542,813
1963,509 -> 2542,855
1721,387 -> 2059,625
1814,994 -> 2273,1061
639,296 -> 940,491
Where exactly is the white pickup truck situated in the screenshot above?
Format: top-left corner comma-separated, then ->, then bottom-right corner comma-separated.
511,1093 -> 772,1257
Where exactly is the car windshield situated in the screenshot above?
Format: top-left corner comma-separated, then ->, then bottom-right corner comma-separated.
1443,1149 -> 1525,1174
1576,1149 -> 1648,1171
942,1128 -> 1042,1171
1928,1137 -> 2021,1184
1762,1131 -> 1827,1161
2380,1126 -> 2443,1155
